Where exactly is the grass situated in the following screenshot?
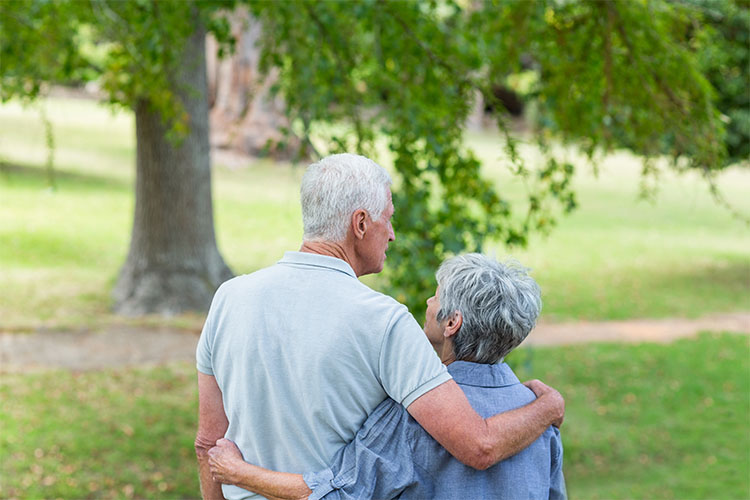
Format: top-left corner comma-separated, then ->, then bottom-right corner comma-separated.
0,363 -> 200,499
0,96 -> 749,330
514,332 -> 750,499
1,333 -> 747,499
0,97 -> 305,330
1,97 -> 747,500
469,132 -> 750,321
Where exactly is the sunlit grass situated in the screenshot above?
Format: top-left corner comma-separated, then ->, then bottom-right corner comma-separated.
0,98 -> 134,180
0,363 -> 200,498
514,332 -> 750,499
0,96 -> 748,329
1,333 -> 746,499
470,134 -> 750,320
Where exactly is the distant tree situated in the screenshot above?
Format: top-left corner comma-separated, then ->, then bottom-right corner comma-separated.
688,0 -> 750,165
0,0 -> 736,318
206,8 -> 303,159
1,0 -> 235,315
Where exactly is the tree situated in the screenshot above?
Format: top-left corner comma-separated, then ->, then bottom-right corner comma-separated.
2,0 -> 235,314
206,8 -> 302,159
249,0 -> 729,318
112,6 -> 234,315
688,0 -> 750,165
1,0 -> 736,318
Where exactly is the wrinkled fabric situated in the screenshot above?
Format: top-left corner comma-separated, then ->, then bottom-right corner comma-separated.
304,361 -> 566,500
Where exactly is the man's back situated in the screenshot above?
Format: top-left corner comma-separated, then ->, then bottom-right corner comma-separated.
196,252 -> 450,499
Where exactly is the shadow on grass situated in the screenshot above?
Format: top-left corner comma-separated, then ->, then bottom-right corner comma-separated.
632,259 -> 750,315
0,161 -> 130,191
543,257 -> 750,321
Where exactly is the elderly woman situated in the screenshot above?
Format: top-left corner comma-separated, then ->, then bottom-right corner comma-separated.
208,254 -> 566,500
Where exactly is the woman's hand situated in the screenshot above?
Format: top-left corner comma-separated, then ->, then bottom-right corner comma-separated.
208,438 -> 312,500
208,438 -> 246,484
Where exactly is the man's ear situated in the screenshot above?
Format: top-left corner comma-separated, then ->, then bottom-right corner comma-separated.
351,209 -> 368,240
444,311 -> 463,339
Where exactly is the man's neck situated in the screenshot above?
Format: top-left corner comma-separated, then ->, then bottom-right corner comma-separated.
299,241 -> 360,275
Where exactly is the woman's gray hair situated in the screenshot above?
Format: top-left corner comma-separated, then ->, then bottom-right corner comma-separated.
436,253 -> 542,364
301,154 -> 392,242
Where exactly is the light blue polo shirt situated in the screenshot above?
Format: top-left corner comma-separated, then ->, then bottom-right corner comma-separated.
197,251 -> 451,500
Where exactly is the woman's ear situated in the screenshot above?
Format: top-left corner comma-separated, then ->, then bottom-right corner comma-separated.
444,311 -> 463,338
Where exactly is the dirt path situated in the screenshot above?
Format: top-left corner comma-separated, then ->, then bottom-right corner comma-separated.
526,312 -> 750,346
1,313 -> 748,373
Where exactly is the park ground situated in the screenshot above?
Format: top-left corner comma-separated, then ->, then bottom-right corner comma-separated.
1,313 -> 749,372
0,97 -> 749,499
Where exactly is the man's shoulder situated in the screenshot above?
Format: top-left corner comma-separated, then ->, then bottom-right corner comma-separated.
216,264 -> 283,290
357,283 -> 408,309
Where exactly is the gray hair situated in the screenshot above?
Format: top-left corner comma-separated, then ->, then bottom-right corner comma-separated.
436,253 -> 542,364
301,154 -> 392,242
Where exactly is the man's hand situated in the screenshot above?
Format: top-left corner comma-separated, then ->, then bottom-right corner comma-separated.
208,438 -> 246,485
523,379 -> 565,428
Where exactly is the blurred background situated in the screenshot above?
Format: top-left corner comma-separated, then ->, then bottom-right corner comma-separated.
1,1 -> 748,498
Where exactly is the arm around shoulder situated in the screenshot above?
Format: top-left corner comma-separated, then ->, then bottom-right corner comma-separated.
407,379 -> 565,470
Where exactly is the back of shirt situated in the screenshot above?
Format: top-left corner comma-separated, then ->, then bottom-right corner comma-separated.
196,252 -> 450,500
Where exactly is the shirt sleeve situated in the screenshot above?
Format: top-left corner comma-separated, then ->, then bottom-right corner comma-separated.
302,398 -> 419,500
549,427 -> 567,500
378,307 -> 452,408
196,284 -> 223,375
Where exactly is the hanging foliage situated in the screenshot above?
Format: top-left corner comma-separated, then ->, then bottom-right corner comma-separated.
249,0 -> 728,317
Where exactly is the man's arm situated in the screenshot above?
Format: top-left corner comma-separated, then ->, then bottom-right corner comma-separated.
195,372 -> 230,500
407,378 -> 564,470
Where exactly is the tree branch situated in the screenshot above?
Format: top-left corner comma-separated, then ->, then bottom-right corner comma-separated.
607,2 -> 687,114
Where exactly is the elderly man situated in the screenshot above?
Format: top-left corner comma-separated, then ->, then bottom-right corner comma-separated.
206,254 -> 565,499
195,154 -> 564,499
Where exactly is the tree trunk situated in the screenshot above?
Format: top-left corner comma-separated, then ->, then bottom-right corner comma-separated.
206,9 -> 301,159
113,16 -> 233,316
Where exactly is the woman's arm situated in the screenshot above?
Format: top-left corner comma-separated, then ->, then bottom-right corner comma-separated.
208,439 -> 312,500
207,399 -> 418,500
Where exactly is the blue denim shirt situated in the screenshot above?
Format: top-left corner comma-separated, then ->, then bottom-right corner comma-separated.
303,361 -> 566,500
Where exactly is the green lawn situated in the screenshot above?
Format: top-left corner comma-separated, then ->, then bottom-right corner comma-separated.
1,96 -> 748,329
469,131 -> 750,321
2,97 -> 748,500
1,333 -> 747,499
513,332 -> 750,499
0,97 -> 305,329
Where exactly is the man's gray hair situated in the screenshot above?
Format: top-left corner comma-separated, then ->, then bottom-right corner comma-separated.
436,253 -> 542,364
301,153 -> 392,242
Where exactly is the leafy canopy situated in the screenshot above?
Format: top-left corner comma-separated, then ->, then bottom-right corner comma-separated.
249,0 -> 728,316
1,0 -> 236,137
0,0 -> 738,318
